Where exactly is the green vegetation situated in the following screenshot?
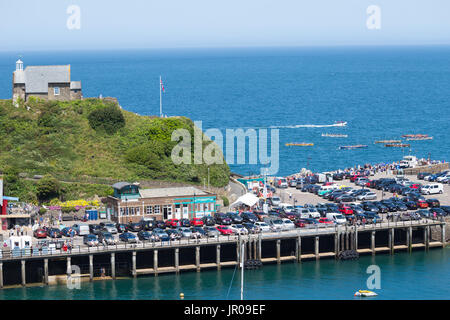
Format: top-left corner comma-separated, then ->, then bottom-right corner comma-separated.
221,195 -> 229,207
0,98 -> 230,203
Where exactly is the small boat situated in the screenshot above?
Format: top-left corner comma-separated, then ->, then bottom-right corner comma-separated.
374,140 -> 401,144
334,121 -> 347,127
354,290 -> 378,297
401,134 -> 428,138
405,136 -> 433,141
322,133 -> 348,138
339,145 -> 368,150
385,143 -> 410,148
285,142 -> 314,146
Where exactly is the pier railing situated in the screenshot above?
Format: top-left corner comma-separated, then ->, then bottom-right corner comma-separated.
0,218 -> 444,261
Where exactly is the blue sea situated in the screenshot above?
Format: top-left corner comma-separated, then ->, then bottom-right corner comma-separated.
1,46 -> 449,176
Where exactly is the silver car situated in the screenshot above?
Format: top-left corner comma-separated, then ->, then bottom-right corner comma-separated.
102,222 -> 118,234
204,226 -> 220,237
177,227 -> 194,239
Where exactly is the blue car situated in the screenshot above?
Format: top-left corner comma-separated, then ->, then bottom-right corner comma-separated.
152,228 -> 170,241
119,232 -> 137,243
61,227 -> 77,237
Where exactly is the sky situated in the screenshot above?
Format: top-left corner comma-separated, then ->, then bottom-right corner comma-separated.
0,0 -> 449,51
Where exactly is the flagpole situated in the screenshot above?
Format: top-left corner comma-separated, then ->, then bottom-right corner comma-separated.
160,75 -> 162,117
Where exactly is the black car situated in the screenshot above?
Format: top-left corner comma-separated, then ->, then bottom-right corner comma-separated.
325,203 -> 340,213
127,222 -> 142,232
166,229 -> 182,240
336,195 -> 354,203
426,199 -> 440,208
240,212 -> 258,223
202,215 -> 216,226
214,213 -> 232,225
362,202 -> 379,213
155,220 -> 166,229
417,209 -> 431,218
141,220 -> 156,231
89,224 -> 103,235
179,218 -> 191,228
225,212 -> 243,224
242,222 -> 260,233
333,173 -> 345,180
137,230 -> 154,241
349,204 -> 365,215
98,231 -> 116,245
116,223 -> 128,233
417,172 -> 431,180
380,201 -> 398,212
191,227 -> 207,238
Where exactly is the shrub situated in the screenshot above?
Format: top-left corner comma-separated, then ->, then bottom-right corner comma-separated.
39,207 -> 47,215
88,104 -> 125,134
36,176 -> 61,203
221,195 -> 229,207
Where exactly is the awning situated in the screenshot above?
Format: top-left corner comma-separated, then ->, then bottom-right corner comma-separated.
229,193 -> 259,208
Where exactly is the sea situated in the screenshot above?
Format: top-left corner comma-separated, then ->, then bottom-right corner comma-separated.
0,46 -> 449,299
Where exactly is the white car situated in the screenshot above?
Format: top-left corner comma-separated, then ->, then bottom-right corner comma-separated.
421,183 -> 444,195
326,213 -> 347,225
254,222 -> 272,233
229,224 -> 249,235
281,218 -> 295,230
437,174 -> 450,182
271,197 -> 281,206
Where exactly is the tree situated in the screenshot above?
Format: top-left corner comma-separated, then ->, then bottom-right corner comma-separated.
88,104 -> 125,134
36,176 -> 61,203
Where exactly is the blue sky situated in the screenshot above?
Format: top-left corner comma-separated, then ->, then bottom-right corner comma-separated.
0,0 -> 449,51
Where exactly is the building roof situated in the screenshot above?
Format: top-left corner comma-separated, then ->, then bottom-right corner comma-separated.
70,81 -> 81,90
13,65 -> 72,93
112,182 -> 135,190
139,187 -> 209,199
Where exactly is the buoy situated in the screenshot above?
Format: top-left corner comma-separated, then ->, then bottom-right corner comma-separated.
180,293 -> 184,299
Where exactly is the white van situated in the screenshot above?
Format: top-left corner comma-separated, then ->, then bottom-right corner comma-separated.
421,183 -> 444,195
326,213 -> 347,225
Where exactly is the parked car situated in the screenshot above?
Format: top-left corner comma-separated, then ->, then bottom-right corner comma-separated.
426,198 -> 440,208
242,222 -> 260,234
119,232 -> 137,243
127,223 -> 142,232
421,183 -> 444,195
229,224 -> 249,235
214,213 -> 232,225
61,227 -> 77,237
137,230 -> 154,241
83,234 -> 99,246
116,223 -> 128,233
254,221 -> 272,232
100,222 -> 118,234
153,228 -> 170,241
356,192 -> 377,201
281,218 -> 296,230
417,209 -> 431,218
89,224 -> 103,235
429,208 -> 446,217
190,218 -> 204,227
202,216 -> 216,226
204,226 -> 220,237
179,219 -> 191,228
240,212 -> 258,224
191,227 -> 207,238
98,231 -> 117,245
47,228 -> 62,238
165,219 -> 181,228
225,212 -> 244,224
416,199 -> 429,208
34,228 -> 47,239
155,220 -> 166,229
216,225 -> 234,235
338,204 -> 353,215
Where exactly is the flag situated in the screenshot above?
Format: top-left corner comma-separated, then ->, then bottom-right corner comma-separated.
160,78 -> 165,92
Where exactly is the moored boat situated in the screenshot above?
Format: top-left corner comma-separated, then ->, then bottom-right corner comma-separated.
405,136 -> 433,141
339,145 -> 368,150
354,290 -> 378,297
322,133 -> 348,138
374,140 -> 401,144
401,134 -> 428,138
385,143 -> 410,148
285,142 -> 314,146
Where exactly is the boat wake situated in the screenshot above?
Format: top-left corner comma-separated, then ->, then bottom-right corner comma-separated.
270,122 -> 347,129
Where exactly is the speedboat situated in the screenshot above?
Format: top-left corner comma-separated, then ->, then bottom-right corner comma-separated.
354,290 -> 378,297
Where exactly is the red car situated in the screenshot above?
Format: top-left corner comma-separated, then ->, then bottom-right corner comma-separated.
417,199 -> 429,208
216,225 -> 234,235
339,204 -> 354,215
190,218 -> 204,226
34,229 -> 47,239
350,174 -> 366,182
165,219 -> 180,228
294,219 -> 307,228
318,218 -> 333,224
409,184 -> 421,189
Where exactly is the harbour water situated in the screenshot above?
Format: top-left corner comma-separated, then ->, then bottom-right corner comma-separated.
0,46 -> 449,176
0,248 -> 448,300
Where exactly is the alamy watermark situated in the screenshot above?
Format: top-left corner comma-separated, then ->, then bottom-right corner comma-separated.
171,121 -> 279,175
366,265 -> 381,289
67,5 -> 81,30
67,264 -> 81,289
366,5 -> 381,30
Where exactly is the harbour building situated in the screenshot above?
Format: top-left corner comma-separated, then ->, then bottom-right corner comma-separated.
105,183 -> 217,223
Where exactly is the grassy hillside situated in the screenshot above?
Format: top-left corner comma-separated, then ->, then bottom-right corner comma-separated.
0,98 -> 230,203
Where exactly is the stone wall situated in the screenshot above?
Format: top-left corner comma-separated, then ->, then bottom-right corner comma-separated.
48,83 -> 71,101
